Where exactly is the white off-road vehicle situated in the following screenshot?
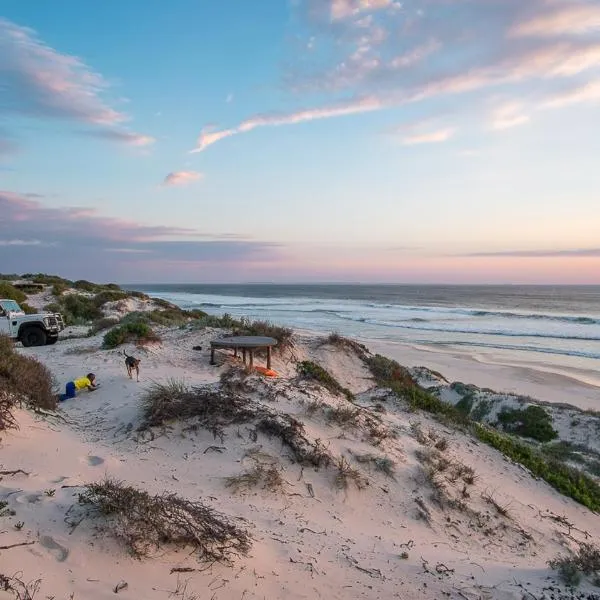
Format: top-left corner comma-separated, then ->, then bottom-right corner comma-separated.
0,299 -> 65,347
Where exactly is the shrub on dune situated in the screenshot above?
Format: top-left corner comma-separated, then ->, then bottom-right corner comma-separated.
102,321 -> 160,348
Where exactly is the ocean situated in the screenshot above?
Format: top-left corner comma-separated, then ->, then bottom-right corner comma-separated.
130,285 -> 600,369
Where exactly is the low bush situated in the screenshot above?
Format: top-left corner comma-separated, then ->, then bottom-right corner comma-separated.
103,321 -> 160,348
93,290 -> 129,307
366,351 -> 600,512
26,273 -> 73,287
73,279 -> 99,292
365,354 -> 416,388
322,332 -> 369,357
46,293 -> 103,325
455,395 -> 474,416
297,360 -> 354,401
52,282 -> 69,296
79,478 -> 251,562
353,453 -> 396,477
473,424 -> 600,511
548,543 -> 600,587
0,282 -> 27,305
140,381 -> 331,468
0,335 -> 56,428
88,317 -> 120,336
497,405 -> 558,442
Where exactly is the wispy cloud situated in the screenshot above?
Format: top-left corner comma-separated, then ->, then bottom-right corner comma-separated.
87,130 -> 156,147
402,127 -> 456,145
191,97 -> 384,152
490,102 -> 531,131
0,190 -> 282,280
464,248 -> 600,258
541,80 -> 600,109
0,18 -> 152,148
511,3 -> 600,38
191,0 -> 600,152
162,171 -> 204,186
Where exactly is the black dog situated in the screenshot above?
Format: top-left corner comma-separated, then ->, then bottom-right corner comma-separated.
124,351 -> 141,382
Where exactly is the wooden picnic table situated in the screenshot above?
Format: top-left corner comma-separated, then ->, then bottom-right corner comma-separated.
210,336 -> 278,369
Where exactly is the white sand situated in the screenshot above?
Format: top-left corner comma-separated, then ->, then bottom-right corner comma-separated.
1,326 -> 599,600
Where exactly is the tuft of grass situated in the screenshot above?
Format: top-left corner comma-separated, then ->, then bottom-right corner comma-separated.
297,360 -> 354,401
140,381 -> 332,468
79,478 -> 251,562
326,404 -> 361,429
548,543 -> 600,587
353,453 -> 396,477
322,332 -> 369,357
497,405 -> 558,442
0,334 -> 56,429
334,455 -> 368,490
481,489 -> 511,517
103,321 -> 160,348
225,463 -> 285,494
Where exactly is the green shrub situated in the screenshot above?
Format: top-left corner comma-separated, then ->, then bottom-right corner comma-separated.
473,424 -> 600,511
297,360 -> 354,401
52,282 -> 69,296
0,273 -> 19,281
455,395 -> 474,416
0,282 -> 27,305
497,405 -> 558,442
103,321 -> 160,348
57,294 -> 103,324
73,280 -> 99,292
88,317 -> 120,336
471,399 -> 493,422
92,290 -> 129,307
364,351 -> 599,512
27,274 -> 73,287
548,543 -> 600,587
20,303 -> 37,315
0,334 -> 56,427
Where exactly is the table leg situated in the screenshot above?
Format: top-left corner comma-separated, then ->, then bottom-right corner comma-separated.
234,347 -> 238,359
249,350 -> 254,368
210,347 -> 215,365
242,348 -> 246,364
267,346 -> 272,369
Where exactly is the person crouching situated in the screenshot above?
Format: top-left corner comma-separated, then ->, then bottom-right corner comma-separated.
60,373 -> 97,401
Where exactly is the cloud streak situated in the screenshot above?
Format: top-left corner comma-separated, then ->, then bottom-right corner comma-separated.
163,171 -> 204,186
0,190 -> 282,280
0,18 -> 152,148
464,248 -> 600,258
191,0 -> 600,152
402,127 -> 456,145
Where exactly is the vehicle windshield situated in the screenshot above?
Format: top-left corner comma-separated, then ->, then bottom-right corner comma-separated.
0,300 -> 23,313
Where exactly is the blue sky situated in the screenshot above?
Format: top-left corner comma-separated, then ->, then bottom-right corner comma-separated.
1,0 -> 599,283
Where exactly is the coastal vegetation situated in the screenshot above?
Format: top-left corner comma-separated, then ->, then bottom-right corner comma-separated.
364,353 -> 600,512
78,478 -> 251,562
0,334 -> 56,430
296,360 -> 354,401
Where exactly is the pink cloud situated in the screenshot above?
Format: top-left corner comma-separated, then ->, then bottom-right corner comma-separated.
0,18 -> 152,147
490,102 -> 530,131
512,3 -> 600,38
402,127 -> 456,145
191,0 -> 600,153
162,171 -> 204,186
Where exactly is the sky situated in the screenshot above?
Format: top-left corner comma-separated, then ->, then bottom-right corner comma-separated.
1,0 -> 599,284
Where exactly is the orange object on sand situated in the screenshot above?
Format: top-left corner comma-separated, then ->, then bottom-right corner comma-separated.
254,366 -> 277,377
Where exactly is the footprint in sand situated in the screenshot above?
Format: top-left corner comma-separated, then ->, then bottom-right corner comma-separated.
50,475 -> 68,484
16,493 -> 43,504
39,535 -> 69,562
86,456 -> 105,467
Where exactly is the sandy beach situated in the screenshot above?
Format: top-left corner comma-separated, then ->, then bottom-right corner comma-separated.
0,284 -> 598,600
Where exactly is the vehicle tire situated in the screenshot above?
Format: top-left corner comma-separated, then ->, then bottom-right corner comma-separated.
20,327 -> 47,347
46,337 -> 59,345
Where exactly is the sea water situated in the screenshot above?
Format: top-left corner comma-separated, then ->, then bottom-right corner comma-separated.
130,285 -> 600,368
